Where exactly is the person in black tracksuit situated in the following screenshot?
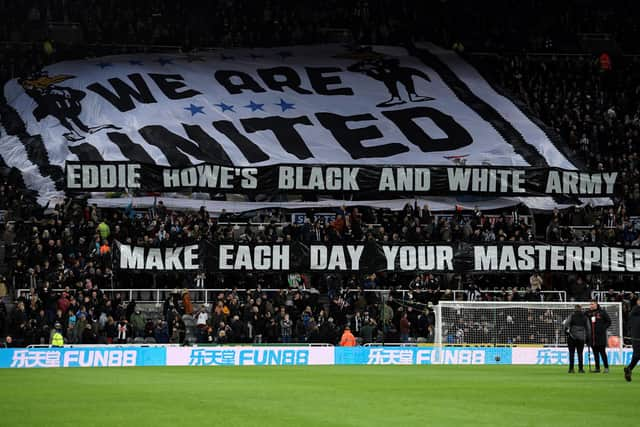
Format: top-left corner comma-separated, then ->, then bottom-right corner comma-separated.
624,298 -> 640,382
586,300 -> 612,373
563,305 -> 590,373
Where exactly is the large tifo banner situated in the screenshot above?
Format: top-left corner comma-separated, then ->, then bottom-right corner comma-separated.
65,162 -> 617,197
0,43 -> 605,203
114,241 -> 640,273
0,346 -> 632,368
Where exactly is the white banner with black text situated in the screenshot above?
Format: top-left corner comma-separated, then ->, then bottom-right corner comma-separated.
1,44 -> 587,204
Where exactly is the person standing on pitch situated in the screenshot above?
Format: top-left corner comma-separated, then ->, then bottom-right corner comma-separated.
624,298 -> 640,382
563,305 -> 590,373
586,300 -> 611,373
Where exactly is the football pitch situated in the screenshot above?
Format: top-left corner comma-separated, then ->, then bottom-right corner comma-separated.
0,365 -> 635,427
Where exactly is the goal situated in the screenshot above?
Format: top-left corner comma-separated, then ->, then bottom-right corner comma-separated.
434,301 -> 623,348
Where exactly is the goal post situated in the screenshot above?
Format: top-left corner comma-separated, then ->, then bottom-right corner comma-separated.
433,301 -> 623,364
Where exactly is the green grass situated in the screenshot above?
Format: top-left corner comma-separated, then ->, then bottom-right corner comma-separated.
0,365 -> 635,427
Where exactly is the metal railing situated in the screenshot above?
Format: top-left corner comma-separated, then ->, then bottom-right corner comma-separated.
15,287 -> 367,305
363,342 -> 421,347
26,343 -> 181,348
16,287 -> 567,305
451,290 -> 567,302
26,343 -> 333,348
591,290 -> 636,302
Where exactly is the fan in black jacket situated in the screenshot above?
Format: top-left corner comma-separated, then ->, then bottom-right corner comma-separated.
624,298 -> 640,382
563,305 -> 590,373
586,300 -> 612,373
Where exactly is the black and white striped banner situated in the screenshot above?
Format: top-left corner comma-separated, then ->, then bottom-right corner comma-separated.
0,43 -> 604,205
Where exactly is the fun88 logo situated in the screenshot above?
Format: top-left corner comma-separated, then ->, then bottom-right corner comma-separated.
9,349 -> 138,368
415,349 -> 486,365
187,348 -> 310,366
238,349 -> 309,365
62,349 -> 138,367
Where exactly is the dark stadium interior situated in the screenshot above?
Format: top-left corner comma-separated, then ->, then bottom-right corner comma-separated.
0,0 -> 639,348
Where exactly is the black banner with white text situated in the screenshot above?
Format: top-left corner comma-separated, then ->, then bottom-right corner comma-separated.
114,241 -> 640,273
68,162 -> 618,197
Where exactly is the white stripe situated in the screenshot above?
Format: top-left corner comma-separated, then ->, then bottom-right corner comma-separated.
0,123 -> 63,205
420,42 -> 577,170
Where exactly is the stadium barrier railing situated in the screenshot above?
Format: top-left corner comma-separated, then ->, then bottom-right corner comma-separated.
26,343 -> 182,348
591,290 -> 637,302
16,288 -> 568,305
451,290 -> 566,302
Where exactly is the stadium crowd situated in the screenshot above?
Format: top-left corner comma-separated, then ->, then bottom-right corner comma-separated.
2,0 -> 640,84
1,0 -> 639,52
1,281 -> 439,347
0,196 -> 639,347
476,54 -> 640,216
2,0 -> 640,347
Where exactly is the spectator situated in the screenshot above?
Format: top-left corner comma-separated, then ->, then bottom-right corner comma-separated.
195,305 -> 209,342
82,323 -> 97,344
280,313 -> 292,343
116,317 -> 129,344
399,313 -> 411,343
1,336 -> 14,348
182,289 -> 193,315
529,272 -> 543,292
339,326 -> 357,346
130,309 -> 145,338
50,322 -> 64,347
97,220 -> 110,240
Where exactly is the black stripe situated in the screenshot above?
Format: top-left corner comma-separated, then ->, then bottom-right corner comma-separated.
212,120 -> 270,163
0,125 -> 6,168
0,127 -> 32,196
0,91 -> 64,190
107,132 -> 156,164
409,44 -> 549,167
410,45 -> 588,205
0,124 -> 40,199
68,143 -> 104,162
463,54 -> 587,205
469,57 -> 584,170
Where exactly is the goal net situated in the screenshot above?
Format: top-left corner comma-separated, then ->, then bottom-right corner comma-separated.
434,301 -> 623,348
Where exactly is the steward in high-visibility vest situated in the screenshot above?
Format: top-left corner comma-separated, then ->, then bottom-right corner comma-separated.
51,331 -> 64,347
